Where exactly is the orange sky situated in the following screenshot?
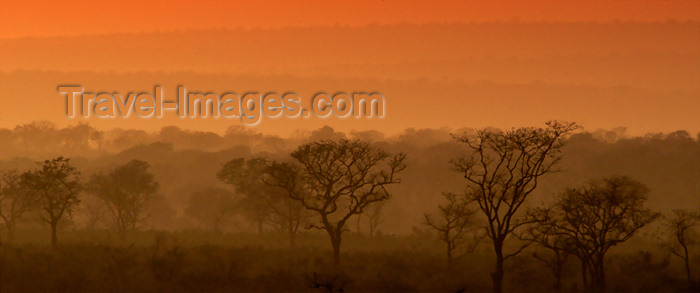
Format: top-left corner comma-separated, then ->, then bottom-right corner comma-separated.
2,0 -> 700,39
0,0 -> 698,136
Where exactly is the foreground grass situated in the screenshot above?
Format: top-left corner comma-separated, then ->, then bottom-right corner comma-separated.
0,230 -> 695,292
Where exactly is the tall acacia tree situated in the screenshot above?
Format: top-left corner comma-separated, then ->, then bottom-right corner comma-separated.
533,177 -> 659,293
217,157 -> 270,235
525,208 -> 574,291
21,157 -> 82,251
0,170 -> 39,242
366,201 -> 386,238
88,160 -> 158,240
263,162 -> 312,247
663,209 -> 699,289
265,188 -> 308,247
452,121 -> 579,293
266,139 -> 406,265
424,192 -> 477,268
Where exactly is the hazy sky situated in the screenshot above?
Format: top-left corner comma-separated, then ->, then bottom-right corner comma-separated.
2,0 -> 700,39
0,0 -> 698,136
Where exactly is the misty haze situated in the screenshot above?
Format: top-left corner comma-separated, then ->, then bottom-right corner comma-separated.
0,122 -> 697,292
1,1 -> 699,292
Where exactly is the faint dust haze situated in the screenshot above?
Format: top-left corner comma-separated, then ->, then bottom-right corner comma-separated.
0,1 -> 698,292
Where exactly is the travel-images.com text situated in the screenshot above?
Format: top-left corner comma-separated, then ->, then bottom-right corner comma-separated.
58,86 -> 385,125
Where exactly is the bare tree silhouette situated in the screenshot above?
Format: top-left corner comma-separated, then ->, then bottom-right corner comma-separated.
366,201 -> 385,238
218,157 -> 270,235
663,209 -> 700,289
265,189 -> 308,248
88,160 -> 158,240
266,139 -> 406,265
533,176 -> 660,293
0,170 -> 38,242
424,192 -> 477,268
219,156 -> 308,244
353,202 -> 386,238
264,162 -> 308,245
21,157 -> 82,251
452,121 -> 579,293
525,208 -> 574,291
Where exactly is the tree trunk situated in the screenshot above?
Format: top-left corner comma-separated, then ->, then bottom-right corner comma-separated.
682,243 -> 691,289
554,263 -> 562,291
590,254 -> 606,293
257,219 -> 263,235
446,244 -> 453,269
580,257 -> 589,292
50,222 -> 58,252
6,220 -> 16,243
330,233 -> 342,266
552,250 -> 566,291
491,242 -> 504,293
598,256 -> 606,293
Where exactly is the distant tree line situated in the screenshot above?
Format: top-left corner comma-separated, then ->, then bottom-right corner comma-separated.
0,121 -> 698,293
0,157 -> 157,250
